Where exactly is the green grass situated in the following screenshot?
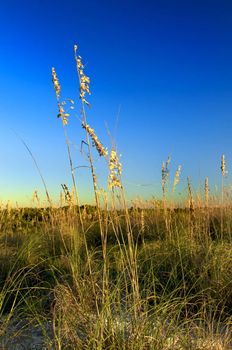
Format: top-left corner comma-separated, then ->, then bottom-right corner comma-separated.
0,205 -> 231,349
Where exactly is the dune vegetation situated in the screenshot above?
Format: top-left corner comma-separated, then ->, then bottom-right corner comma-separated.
0,46 -> 231,349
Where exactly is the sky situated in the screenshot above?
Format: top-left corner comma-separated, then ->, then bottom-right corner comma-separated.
0,0 -> 232,205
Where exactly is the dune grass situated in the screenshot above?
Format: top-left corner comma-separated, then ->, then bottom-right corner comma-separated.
0,45 -> 231,349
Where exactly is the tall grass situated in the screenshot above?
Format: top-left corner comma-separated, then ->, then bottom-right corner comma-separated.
0,45 -> 231,349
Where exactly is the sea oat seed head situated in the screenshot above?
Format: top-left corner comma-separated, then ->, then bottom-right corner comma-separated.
205,177 -> 209,206
57,102 -> 69,125
74,48 -> 91,106
82,122 -> 108,157
141,209 -> 145,235
51,67 -> 61,99
173,165 -> 181,192
108,148 -> 122,189
221,154 -> 225,176
187,176 -> 194,211
162,157 -> 171,195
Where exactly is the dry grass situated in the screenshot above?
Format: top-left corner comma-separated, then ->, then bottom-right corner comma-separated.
0,45 -> 231,349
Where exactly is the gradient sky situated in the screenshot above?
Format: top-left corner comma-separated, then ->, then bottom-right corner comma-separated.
1,0 -> 232,205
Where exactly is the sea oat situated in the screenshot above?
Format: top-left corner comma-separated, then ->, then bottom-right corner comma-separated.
61,184 -> 72,204
173,165 -> 181,192
82,122 -> 108,157
141,209 -> 145,236
57,102 -> 70,125
165,156 -> 171,179
51,67 -> 61,100
161,162 -> 165,195
205,177 -> 209,207
51,68 -> 71,125
221,154 -> 225,176
108,148 -> 122,189
162,156 -> 171,197
32,190 -> 39,204
187,176 -> 194,211
74,46 -> 91,106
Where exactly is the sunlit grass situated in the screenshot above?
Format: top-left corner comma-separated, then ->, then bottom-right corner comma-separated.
0,45 -> 231,349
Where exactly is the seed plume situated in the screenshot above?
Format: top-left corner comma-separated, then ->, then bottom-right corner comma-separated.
187,176 -> 194,211
74,45 -> 91,106
51,67 -> 61,100
108,148 -> 122,189
221,154 -> 225,176
173,165 -> 181,192
57,102 -> 70,126
82,122 -> 108,157
205,177 -> 209,207
162,156 -> 171,197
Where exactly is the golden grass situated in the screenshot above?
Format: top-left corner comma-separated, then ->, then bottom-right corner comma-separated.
0,45 -> 231,349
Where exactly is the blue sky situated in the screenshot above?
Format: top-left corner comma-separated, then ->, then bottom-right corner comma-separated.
1,0 -> 232,205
